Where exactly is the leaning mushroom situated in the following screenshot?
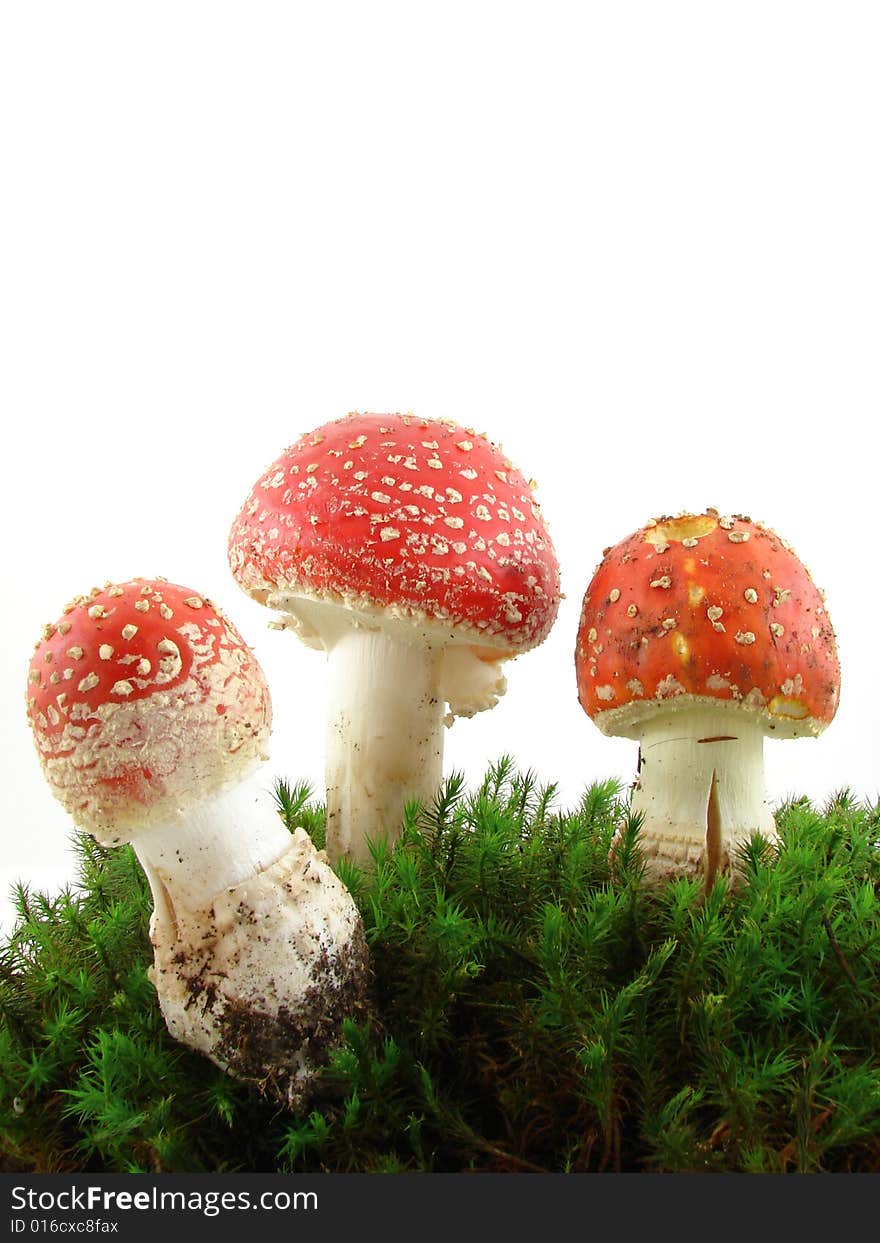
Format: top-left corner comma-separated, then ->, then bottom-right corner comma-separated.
26,577 -> 370,1107
229,411 -> 561,865
575,512 -> 840,885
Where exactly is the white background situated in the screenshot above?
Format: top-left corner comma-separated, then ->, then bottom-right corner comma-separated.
1,2 -> 878,929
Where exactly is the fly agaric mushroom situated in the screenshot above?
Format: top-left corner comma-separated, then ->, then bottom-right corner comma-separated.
26,577 -> 370,1107
575,511 -> 840,884
229,411 -> 560,865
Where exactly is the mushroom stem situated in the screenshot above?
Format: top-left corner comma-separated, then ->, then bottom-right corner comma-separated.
324,628 -> 445,864
133,769 -> 292,913
131,773 -> 373,1111
628,705 -> 778,882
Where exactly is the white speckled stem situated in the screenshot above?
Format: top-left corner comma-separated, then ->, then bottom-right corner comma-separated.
629,706 -> 778,882
133,770 -> 292,914
324,629 -> 445,865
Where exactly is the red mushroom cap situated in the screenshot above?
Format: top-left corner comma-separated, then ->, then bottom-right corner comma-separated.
228,412 -> 560,651
575,512 -> 840,739
26,578 -> 271,844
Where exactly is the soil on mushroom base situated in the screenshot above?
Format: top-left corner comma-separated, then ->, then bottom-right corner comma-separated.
167,923 -> 373,1110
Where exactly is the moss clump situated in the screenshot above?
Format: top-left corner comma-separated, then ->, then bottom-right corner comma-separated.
3,762 -> 880,1173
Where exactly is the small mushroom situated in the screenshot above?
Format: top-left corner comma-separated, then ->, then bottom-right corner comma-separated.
229,411 -> 561,865
575,512 -> 840,885
26,577 -> 370,1107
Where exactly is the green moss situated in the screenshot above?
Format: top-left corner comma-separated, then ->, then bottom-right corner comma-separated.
3,764 -> 880,1173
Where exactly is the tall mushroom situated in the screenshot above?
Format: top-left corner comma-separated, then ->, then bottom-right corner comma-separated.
26,577 -> 370,1107
575,512 -> 840,884
229,412 -> 560,865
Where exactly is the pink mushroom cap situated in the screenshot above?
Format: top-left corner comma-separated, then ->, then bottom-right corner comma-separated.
26,578 -> 271,845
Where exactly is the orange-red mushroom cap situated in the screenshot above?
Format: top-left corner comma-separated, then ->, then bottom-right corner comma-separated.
228,412 -> 560,652
26,579 -> 271,844
575,512 -> 840,740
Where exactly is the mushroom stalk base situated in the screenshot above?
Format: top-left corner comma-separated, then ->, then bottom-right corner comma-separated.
324,629 -> 445,865
146,828 -> 372,1111
625,706 -> 778,884
130,776 -> 372,1111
